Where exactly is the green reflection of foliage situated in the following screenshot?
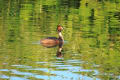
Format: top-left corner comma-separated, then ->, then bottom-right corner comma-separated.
0,0 -> 120,80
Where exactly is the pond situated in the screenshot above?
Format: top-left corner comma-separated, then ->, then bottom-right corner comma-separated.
0,0 -> 120,80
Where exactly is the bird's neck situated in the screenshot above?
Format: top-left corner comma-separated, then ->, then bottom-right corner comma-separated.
58,32 -> 64,41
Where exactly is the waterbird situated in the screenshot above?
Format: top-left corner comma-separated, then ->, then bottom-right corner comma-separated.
40,24 -> 64,48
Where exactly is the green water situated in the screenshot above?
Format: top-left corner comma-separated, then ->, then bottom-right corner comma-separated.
0,0 -> 120,80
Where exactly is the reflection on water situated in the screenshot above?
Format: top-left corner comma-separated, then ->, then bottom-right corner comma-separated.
0,0 -> 120,80
0,60 -> 100,80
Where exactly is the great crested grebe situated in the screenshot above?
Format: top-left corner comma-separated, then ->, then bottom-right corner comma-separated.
40,25 -> 64,47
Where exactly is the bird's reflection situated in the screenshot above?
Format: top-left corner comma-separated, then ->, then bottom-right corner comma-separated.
56,43 -> 63,57
41,42 -> 63,58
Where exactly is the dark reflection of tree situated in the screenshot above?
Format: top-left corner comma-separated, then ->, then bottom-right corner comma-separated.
89,8 -> 95,26
114,12 -> 120,22
8,29 -> 16,42
107,15 -> 120,51
107,16 -> 116,42
96,0 -> 103,2
60,0 -> 81,9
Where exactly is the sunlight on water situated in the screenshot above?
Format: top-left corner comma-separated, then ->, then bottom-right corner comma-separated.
0,0 -> 120,80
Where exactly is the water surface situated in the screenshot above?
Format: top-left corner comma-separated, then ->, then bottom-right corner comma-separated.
0,0 -> 120,80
